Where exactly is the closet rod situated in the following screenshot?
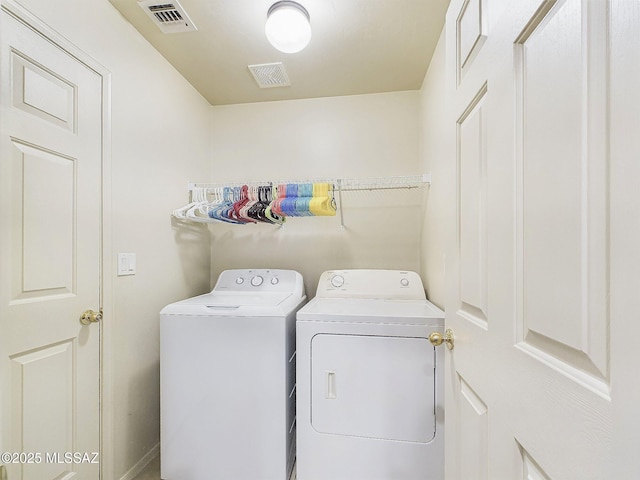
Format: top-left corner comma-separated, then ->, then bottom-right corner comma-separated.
187,174 -> 432,193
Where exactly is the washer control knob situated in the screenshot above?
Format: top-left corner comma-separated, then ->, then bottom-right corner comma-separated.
271,277 -> 279,285
236,277 -> 244,285
251,275 -> 264,287
400,278 -> 409,287
330,275 -> 345,288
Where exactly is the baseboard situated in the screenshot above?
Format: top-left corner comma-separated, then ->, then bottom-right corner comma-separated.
119,443 -> 160,480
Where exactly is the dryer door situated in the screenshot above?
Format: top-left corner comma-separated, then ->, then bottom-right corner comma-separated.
311,334 -> 435,443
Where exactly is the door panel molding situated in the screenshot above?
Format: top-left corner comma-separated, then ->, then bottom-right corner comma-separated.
9,139 -> 77,303
457,375 -> 488,480
514,0 -> 610,391
517,441 -> 551,480
11,340 -> 76,479
456,82 -> 489,329
456,0 -> 488,85
11,48 -> 77,131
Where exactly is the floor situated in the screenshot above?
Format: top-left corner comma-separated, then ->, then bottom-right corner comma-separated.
132,456 -> 297,480
132,455 -> 160,480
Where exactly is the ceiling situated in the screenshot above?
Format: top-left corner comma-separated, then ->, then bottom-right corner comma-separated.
108,0 -> 450,106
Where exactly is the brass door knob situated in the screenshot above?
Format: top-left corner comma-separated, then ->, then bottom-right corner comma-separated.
80,309 -> 103,325
429,329 -> 454,350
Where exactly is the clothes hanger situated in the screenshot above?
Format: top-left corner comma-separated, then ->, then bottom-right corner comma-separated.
186,187 -> 218,223
248,185 -> 274,223
243,185 -> 266,223
282,183 -> 300,217
231,185 -> 255,224
271,184 -> 287,217
173,186 -> 204,219
180,181 -> 337,223
265,185 -> 286,224
197,187 -> 223,218
209,186 -> 246,224
173,201 -> 196,219
296,183 -> 313,216
309,182 -> 337,216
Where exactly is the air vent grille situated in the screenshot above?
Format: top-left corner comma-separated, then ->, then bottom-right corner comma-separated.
248,63 -> 291,89
149,4 -> 184,23
138,0 -> 197,33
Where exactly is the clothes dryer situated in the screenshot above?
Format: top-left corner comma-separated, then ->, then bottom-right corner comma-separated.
160,269 -> 306,480
296,270 -> 444,480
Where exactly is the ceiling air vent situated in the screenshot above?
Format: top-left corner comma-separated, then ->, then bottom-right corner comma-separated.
248,63 -> 291,89
138,0 -> 197,33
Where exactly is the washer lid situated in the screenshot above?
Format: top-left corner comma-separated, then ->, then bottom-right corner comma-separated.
161,291 -> 304,317
161,268 -> 306,317
297,297 -> 443,325
201,292 -> 293,307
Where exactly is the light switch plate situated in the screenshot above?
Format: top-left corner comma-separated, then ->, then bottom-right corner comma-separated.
117,253 -> 136,276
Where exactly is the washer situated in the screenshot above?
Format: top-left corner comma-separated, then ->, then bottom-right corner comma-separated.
296,270 -> 444,480
160,269 -> 306,480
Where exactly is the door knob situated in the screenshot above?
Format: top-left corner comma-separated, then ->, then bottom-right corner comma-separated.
429,329 -> 454,350
80,309 -> 102,325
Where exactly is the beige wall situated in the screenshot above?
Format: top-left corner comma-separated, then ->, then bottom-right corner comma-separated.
419,29 -> 450,309
209,92 -> 424,296
9,0 -> 212,478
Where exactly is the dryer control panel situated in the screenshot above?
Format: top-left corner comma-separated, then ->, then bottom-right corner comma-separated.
316,269 -> 426,300
213,269 -> 304,295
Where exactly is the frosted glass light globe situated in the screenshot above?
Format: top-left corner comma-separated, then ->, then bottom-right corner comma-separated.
265,1 -> 311,54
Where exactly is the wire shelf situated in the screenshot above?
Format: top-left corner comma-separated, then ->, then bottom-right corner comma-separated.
183,174 -> 432,227
188,174 -> 431,193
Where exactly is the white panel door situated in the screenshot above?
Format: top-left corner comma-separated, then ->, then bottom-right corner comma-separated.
444,0 -> 638,478
0,4 -> 103,479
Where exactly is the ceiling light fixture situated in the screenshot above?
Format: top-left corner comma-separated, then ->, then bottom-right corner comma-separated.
265,1 -> 311,54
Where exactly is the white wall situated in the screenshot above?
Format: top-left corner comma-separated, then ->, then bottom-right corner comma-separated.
418,29 -> 450,308
8,0 -> 212,478
208,92 -> 424,296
